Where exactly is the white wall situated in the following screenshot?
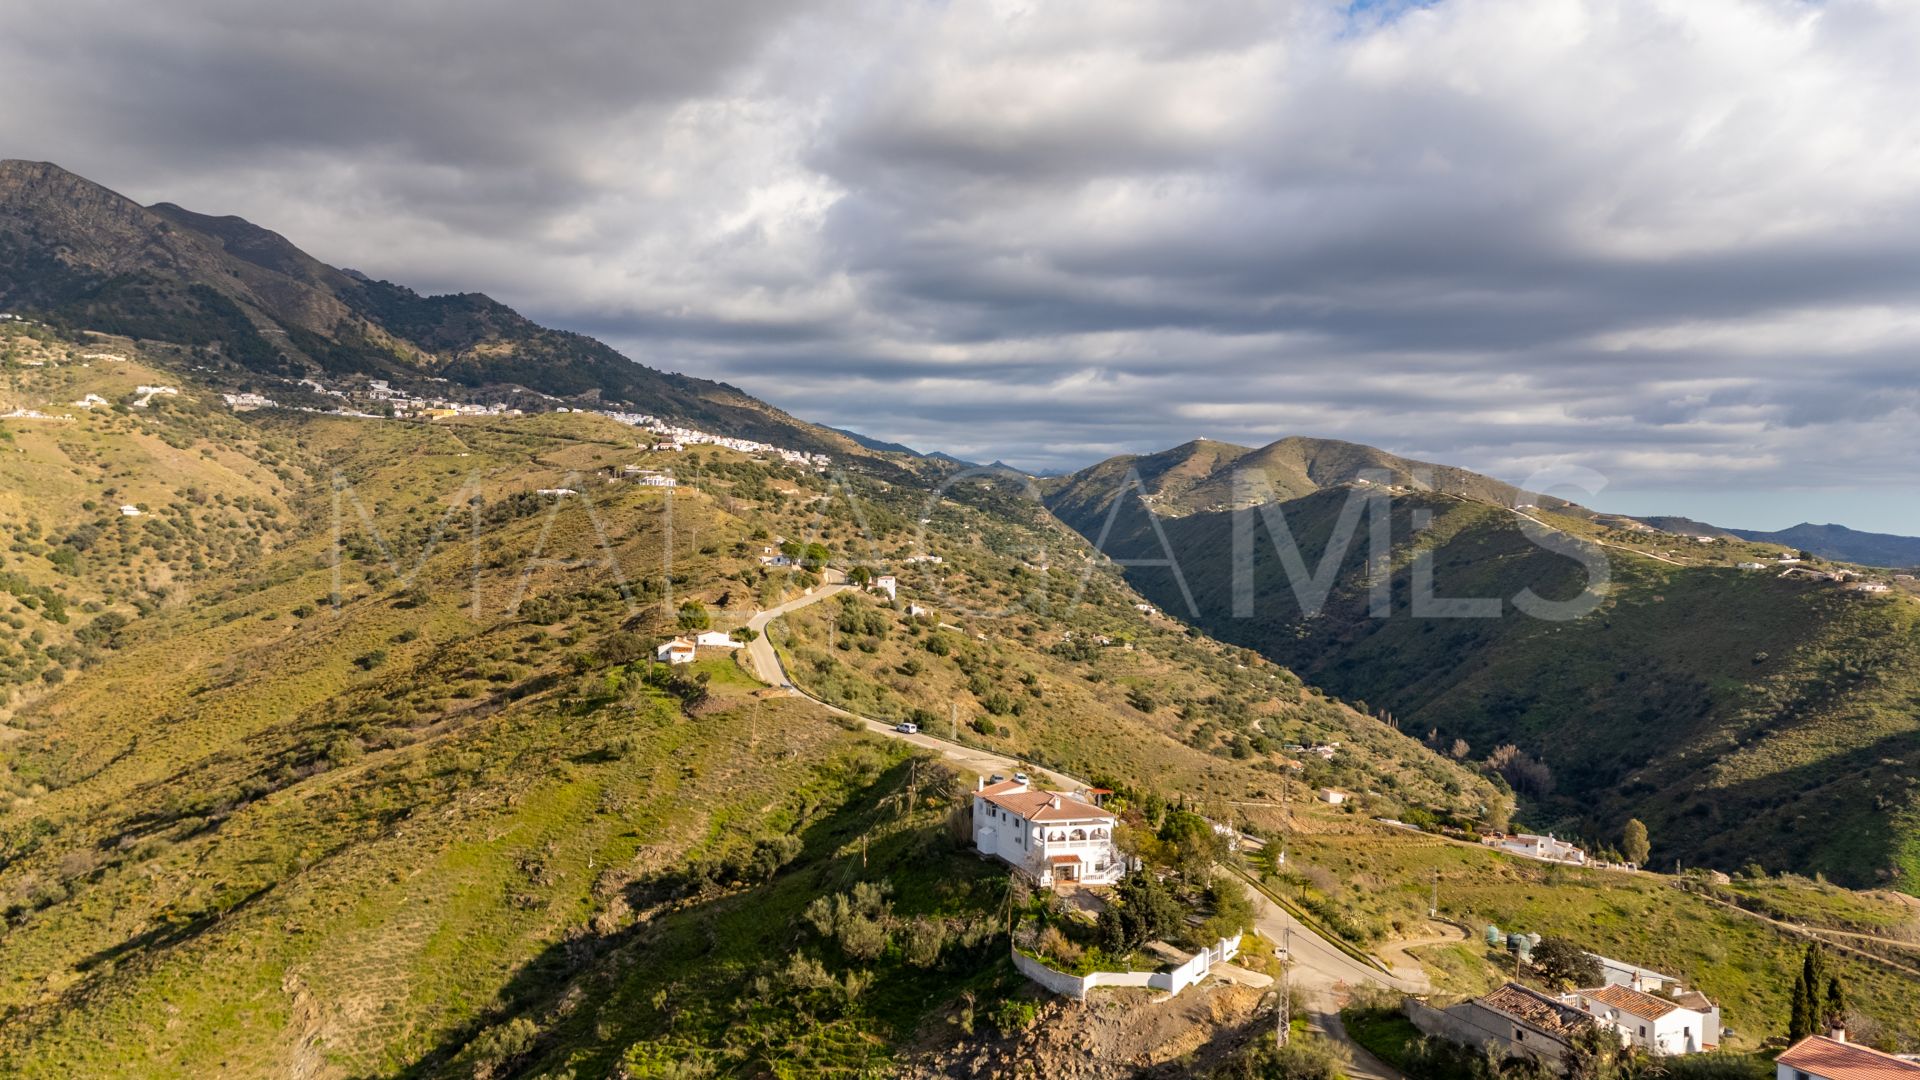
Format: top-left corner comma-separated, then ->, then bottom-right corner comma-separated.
1011,935 -> 1242,1001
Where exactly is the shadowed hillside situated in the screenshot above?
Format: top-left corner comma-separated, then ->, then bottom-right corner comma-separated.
1047,444 -> 1920,891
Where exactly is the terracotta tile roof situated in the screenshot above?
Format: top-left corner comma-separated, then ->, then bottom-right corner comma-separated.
1776,1036 -> 1920,1079
1047,854 -> 1079,864
977,779 -> 1025,798
1477,983 -> 1592,1040
1581,984 -> 1679,1020
977,786 -> 1115,822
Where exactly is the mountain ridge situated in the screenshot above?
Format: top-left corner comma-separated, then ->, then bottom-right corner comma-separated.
0,159 -> 895,463
1044,438 -> 1920,890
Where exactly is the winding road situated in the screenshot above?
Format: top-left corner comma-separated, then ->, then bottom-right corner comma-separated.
741,585 -> 1087,790
741,584 -> 1420,1076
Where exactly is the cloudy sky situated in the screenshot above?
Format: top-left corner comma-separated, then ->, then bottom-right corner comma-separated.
6,0 -> 1920,531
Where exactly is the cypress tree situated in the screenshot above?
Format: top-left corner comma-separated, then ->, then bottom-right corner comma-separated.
1789,971 -> 1812,1042
1788,943 -> 1831,1041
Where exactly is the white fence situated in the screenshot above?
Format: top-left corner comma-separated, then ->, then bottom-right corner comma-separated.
1012,933 -> 1243,1001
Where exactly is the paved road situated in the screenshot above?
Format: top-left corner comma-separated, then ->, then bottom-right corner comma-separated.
741,583 -> 849,688
746,585 -> 1415,1075
1232,869 -> 1423,1079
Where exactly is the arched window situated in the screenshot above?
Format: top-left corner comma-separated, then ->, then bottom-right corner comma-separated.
1070,829 -> 1086,841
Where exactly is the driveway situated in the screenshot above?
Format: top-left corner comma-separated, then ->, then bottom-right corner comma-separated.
741,585 -> 1087,791
747,585 -> 1412,1076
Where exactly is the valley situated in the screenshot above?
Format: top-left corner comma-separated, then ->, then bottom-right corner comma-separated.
3,162 -> 1919,1075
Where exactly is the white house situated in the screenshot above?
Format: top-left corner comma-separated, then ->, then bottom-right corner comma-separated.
972,777 -> 1122,887
656,638 -> 697,665
119,505 -> 143,517
1319,788 -> 1347,806
1486,833 -> 1588,865
1737,561 -> 1768,570
692,630 -> 740,649
906,603 -> 930,617
1847,582 -> 1891,594
1775,1034 -> 1920,1080
621,466 -> 678,487
871,574 -> 897,600
1589,954 -> 1678,995
1566,984 -> 1716,1055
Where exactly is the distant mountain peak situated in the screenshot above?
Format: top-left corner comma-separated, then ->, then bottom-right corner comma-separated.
0,160 -> 909,465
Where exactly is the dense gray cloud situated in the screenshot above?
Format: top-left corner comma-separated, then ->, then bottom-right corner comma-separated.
5,0 -> 1920,529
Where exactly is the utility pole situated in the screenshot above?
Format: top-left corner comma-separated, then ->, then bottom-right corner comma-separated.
1431,870 -> 1440,918
951,701 -> 958,741
1277,924 -> 1292,1046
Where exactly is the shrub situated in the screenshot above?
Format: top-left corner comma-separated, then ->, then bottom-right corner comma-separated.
989,997 -> 1038,1034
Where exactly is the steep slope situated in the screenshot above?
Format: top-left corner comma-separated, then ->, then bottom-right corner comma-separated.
1047,443 -> 1920,890
0,323 -> 306,718
0,160 -> 880,459
0,407 -> 1002,1076
0,376 -> 1501,1074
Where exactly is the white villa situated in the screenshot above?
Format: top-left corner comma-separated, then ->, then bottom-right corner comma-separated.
692,630 -> 740,649
871,574 -> 897,600
656,638 -> 697,665
1486,833 -> 1588,865
1566,984 -> 1718,1055
972,777 -> 1123,887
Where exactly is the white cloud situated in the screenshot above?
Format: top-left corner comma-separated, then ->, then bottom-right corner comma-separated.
5,0 -> 1920,522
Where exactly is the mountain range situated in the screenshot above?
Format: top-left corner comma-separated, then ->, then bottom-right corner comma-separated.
1043,437 -> 1920,888
4,161 -> 1920,1071
1635,516 -> 1920,568
0,159 -> 887,463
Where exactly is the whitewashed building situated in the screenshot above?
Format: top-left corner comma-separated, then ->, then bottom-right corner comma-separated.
1566,984 -> 1717,1055
972,777 -> 1122,887
1486,833 -> 1588,865
656,638 -> 697,665
1589,954 -> 1678,994
692,630 -> 740,649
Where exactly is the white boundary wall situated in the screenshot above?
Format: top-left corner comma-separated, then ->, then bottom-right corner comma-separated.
1012,934 -> 1243,1001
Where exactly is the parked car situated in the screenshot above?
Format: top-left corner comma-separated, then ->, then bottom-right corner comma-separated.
1013,772 -> 1029,784
895,722 -> 919,734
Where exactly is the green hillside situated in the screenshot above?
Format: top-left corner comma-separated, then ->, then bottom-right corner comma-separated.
0,396 -> 1024,1076
1047,450 -> 1920,891
1272,815 -> 1920,1046
5,162 -> 1917,1068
